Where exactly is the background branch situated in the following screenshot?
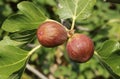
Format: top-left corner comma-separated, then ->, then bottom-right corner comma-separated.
26,64 -> 48,79
104,0 -> 120,3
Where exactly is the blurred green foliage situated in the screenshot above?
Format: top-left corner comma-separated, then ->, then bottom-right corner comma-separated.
0,0 -> 120,79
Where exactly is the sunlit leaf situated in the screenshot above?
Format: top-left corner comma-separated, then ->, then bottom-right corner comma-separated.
107,19 -> 120,41
2,14 -> 39,32
0,36 -> 23,46
57,0 -> 96,20
0,35 -> 29,79
0,45 -> 28,79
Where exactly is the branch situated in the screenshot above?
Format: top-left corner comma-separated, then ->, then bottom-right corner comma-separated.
26,64 -> 48,79
104,0 -> 120,3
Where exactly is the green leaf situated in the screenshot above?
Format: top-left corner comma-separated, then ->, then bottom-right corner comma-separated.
96,40 -> 120,78
33,0 -> 56,6
57,0 -> 96,20
2,1 -> 47,32
107,19 -> 120,41
0,45 -> 28,79
10,29 -> 36,43
0,36 -> 28,79
8,64 -> 27,79
2,14 -> 38,32
17,1 -> 47,21
0,36 -> 23,46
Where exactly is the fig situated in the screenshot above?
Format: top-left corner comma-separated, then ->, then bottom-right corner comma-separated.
66,34 -> 94,63
37,20 -> 67,47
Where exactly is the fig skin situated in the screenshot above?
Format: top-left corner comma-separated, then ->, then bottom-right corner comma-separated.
66,34 -> 94,63
37,20 -> 67,47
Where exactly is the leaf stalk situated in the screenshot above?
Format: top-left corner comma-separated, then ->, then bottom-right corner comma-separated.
28,45 -> 41,56
71,16 -> 76,30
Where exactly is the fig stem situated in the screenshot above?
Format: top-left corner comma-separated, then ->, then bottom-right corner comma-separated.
94,51 -> 99,56
71,16 -> 76,30
28,45 -> 41,56
46,19 -> 69,31
71,2 -> 78,30
94,51 -> 103,60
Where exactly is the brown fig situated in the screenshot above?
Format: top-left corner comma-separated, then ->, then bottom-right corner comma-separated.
37,20 -> 67,47
66,34 -> 94,63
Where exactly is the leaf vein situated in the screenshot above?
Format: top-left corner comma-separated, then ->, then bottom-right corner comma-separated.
0,56 -> 27,68
76,0 -> 92,18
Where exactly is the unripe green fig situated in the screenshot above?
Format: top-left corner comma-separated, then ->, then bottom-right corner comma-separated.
37,20 -> 67,47
66,34 -> 94,63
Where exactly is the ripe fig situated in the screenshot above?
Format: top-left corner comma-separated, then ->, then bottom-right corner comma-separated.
66,34 -> 94,63
37,20 -> 67,47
